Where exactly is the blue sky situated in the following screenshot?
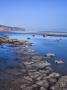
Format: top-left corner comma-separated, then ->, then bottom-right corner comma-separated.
0,0 -> 67,32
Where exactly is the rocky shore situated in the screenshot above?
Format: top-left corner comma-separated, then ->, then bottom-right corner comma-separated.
0,36 -> 31,46
0,36 -> 67,90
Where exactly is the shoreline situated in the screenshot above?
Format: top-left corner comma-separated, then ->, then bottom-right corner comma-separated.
0,31 -> 67,37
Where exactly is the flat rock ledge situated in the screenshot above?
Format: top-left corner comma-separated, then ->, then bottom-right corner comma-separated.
20,60 -> 61,90
0,37 -> 31,46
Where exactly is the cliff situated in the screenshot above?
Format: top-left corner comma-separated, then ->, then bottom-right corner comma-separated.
0,25 -> 25,32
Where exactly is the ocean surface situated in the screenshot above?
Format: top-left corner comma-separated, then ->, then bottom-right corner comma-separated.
0,32 -> 67,75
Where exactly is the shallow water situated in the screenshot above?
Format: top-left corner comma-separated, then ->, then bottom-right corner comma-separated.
0,32 -> 67,75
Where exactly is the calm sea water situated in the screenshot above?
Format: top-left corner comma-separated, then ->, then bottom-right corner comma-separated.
0,32 -> 67,75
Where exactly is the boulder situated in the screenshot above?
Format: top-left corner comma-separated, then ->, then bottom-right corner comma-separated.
47,72 -> 60,79
36,80 -> 49,89
24,76 -> 33,82
28,71 -> 41,79
54,60 -> 64,64
33,61 -> 51,69
32,56 -> 41,62
32,84 -> 38,90
48,78 -> 57,85
40,87 -> 47,90
46,53 -> 55,58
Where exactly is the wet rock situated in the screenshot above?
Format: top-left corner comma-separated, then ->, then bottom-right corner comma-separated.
40,87 -> 47,90
32,84 -> 38,90
46,53 -> 55,58
39,70 -> 47,78
32,56 -> 42,62
0,37 -> 30,46
48,78 -> 57,85
36,80 -> 49,89
28,69 -> 37,73
32,34 -> 35,37
23,61 -> 34,69
28,42 -> 33,46
24,76 -> 33,82
23,50 -> 36,55
20,85 -> 32,90
36,76 -> 43,81
54,76 -> 67,90
47,72 -> 60,79
50,86 -> 55,90
45,70 -> 52,75
54,60 -> 64,64
28,71 -> 41,79
27,37 -> 30,39
32,61 -> 51,70
24,61 -> 34,65
45,67 -> 53,74
24,61 -> 50,70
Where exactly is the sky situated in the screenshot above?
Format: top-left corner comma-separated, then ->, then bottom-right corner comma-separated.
0,0 -> 67,32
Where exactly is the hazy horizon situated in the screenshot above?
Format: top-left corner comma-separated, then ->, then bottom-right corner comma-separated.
0,0 -> 67,32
